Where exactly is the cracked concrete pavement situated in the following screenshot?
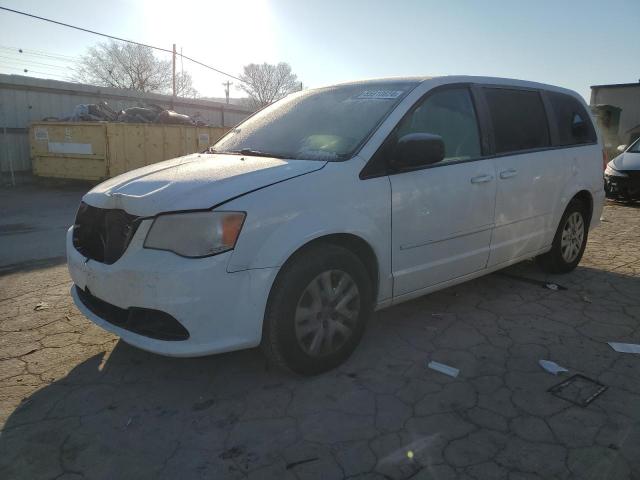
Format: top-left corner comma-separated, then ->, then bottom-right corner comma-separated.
0,200 -> 639,479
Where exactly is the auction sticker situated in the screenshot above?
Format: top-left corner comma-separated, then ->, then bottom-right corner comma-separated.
356,90 -> 404,100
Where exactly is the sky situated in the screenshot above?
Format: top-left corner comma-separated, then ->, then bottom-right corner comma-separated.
0,0 -> 638,101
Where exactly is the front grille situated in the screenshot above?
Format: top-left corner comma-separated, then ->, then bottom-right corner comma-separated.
76,287 -> 190,341
73,202 -> 140,264
623,170 -> 640,180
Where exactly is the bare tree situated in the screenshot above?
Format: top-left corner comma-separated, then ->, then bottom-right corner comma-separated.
238,62 -> 299,108
175,71 -> 198,98
75,41 -> 198,98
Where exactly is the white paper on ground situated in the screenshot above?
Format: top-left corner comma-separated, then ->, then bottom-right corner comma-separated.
539,359 -> 568,375
427,361 -> 459,378
608,342 -> 640,354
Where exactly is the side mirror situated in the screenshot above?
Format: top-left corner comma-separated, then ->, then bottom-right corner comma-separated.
617,144 -> 627,153
390,133 -> 445,170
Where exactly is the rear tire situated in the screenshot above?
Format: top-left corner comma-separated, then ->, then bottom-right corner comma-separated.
536,199 -> 589,274
261,243 -> 373,375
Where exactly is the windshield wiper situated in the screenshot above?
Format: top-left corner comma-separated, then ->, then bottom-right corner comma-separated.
226,148 -> 287,159
204,148 -> 286,158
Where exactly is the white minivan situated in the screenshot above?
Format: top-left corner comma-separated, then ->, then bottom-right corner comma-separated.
68,76 -> 605,374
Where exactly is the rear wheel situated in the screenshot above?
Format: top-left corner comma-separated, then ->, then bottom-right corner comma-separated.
536,199 -> 589,273
261,244 -> 373,375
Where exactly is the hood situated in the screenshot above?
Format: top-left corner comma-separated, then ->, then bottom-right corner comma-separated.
610,151 -> 640,172
83,153 -> 326,217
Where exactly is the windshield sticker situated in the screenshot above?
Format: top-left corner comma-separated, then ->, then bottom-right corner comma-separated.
355,90 -> 404,100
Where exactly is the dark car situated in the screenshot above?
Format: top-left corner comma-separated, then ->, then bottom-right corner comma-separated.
605,138 -> 640,200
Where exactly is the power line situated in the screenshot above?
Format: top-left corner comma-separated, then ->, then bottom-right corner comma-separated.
0,6 -> 243,82
0,54 -> 75,71
0,64 -> 71,79
16,46 -> 78,60
0,45 -> 79,62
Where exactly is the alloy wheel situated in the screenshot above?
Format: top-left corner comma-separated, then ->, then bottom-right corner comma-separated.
294,269 -> 361,357
560,211 -> 585,263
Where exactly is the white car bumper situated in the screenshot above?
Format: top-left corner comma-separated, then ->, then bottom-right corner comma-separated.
67,223 -> 278,357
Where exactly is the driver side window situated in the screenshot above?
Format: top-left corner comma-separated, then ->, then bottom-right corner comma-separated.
397,88 -> 482,163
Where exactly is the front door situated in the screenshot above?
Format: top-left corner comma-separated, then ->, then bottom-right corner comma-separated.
389,87 -> 497,298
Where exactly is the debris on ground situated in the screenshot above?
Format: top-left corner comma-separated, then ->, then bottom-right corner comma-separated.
286,457 -> 319,470
496,272 -> 567,290
33,302 -> 49,311
582,295 -> 593,303
42,101 -> 210,126
548,374 -> 607,407
427,361 -> 460,378
539,359 -> 569,375
608,342 -> 640,354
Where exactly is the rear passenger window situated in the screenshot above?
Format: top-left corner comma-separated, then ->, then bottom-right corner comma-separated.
484,88 -> 550,154
547,92 -> 596,145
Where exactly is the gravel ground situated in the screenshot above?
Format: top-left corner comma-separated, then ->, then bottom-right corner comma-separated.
0,201 -> 639,480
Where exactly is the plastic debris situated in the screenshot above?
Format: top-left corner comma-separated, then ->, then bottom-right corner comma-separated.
427,361 -> 459,378
545,283 -> 559,291
548,374 -> 607,407
608,342 -> 640,354
582,295 -> 593,303
125,417 -> 132,427
539,359 -> 568,375
34,302 -> 49,311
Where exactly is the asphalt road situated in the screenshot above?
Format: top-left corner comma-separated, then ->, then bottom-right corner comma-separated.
0,188 -> 639,479
0,183 -> 88,271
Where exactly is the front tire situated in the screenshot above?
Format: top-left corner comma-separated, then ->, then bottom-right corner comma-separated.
261,244 -> 373,375
536,199 -> 589,273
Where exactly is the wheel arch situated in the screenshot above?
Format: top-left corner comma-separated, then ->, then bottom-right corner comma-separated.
275,233 -> 380,303
570,189 -> 594,226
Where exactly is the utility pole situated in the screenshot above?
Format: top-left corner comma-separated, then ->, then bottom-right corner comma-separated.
171,43 -> 176,109
222,81 -> 232,104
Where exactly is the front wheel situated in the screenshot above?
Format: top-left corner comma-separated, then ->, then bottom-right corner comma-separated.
261,244 -> 373,375
536,199 -> 589,273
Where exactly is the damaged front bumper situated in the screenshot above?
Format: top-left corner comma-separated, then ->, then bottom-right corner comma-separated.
604,172 -> 640,200
67,223 -> 278,357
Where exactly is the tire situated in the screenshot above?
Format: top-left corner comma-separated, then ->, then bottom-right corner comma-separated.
536,199 -> 590,274
261,243 -> 374,375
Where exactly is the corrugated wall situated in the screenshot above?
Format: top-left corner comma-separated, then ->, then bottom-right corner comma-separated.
0,74 -> 253,174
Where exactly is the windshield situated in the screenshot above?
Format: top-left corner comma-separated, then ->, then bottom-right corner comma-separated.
213,81 -> 419,161
628,138 -> 640,153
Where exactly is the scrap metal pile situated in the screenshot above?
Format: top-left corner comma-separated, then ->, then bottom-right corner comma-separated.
42,101 -> 209,126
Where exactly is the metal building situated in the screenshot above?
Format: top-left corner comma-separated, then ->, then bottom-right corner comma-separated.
590,81 -> 640,150
0,74 -> 253,176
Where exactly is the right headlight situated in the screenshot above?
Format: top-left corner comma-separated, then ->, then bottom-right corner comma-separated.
604,165 -> 628,177
144,211 -> 246,258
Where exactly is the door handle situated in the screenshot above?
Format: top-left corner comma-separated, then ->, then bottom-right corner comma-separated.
470,174 -> 494,184
499,169 -> 517,179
